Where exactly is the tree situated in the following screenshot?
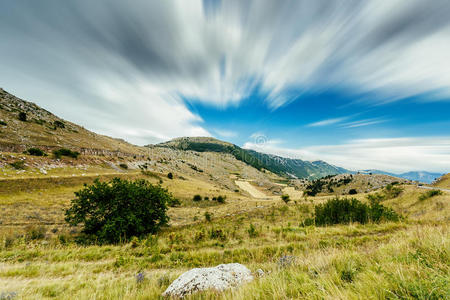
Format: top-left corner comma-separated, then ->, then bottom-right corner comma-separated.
348,189 -> 357,195
193,194 -> 202,202
281,194 -> 290,204
167,172 -> 173,179
65,178 -> 171,244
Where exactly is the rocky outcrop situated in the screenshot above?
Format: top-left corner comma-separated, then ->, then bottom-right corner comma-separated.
162,263 -> 253,298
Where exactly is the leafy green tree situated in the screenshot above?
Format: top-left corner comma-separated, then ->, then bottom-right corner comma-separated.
65,178 -> 171,244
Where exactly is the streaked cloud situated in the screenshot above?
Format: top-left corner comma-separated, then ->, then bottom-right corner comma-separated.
307,117 -> 349,127
0,0 -> 449,149
341,118 -> 387,128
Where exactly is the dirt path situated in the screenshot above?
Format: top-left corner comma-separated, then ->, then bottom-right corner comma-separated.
417,185 -> 450,192
235,180 -> 268,198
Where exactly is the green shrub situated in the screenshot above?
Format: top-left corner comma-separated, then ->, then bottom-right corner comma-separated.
216,195 -> 226,203
25,225 -> 46,240
312,197 -> 399,226
0,120 -> 7,126
348,189 -> 357,195
53,148 -> 80,159
9,160 -> 26,170
247,224 -> 259,238
204,211 -> 212,222
18,112 -> 27,121
418,189 -> 443,201
65,178 -> 171,244
281,194 -> 290,204
119,163 -> 128,169
193,194 -> 202,202
25,147 -> 45,156
384,184 -> 403,199
53,120 -> 65,128
167,197 -> 181,207
167,172 -> 173,179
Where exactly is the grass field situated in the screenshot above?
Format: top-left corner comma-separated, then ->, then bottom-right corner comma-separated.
0,163 -> 449,299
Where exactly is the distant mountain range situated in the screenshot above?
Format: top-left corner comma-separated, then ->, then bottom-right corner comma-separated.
357,170 -> 443,184
156,137 -> 348,180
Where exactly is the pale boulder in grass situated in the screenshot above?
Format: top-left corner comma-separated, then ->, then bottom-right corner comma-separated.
162,263 -> 254,298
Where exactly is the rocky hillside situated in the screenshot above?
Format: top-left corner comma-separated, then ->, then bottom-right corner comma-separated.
155,137 -> 348,179
292,173 -> 411,196
0,88 -> 145,156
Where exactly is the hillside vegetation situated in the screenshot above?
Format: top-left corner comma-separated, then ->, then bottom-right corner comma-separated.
156,137 -> 347,180
0,88 -> 144,155
433,173 -> 450,189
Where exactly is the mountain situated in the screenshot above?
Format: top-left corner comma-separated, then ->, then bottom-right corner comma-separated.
0,88 -> 144,156
359,169 -> 443,184
399,171 -> 444,183
156,137 -> 348,179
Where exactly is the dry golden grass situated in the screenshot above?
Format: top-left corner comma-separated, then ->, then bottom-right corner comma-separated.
0,165 -> 448,299
433,173 -> 450,189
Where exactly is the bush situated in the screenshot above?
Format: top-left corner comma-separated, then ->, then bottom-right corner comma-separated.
418,189 -> 443,201
9,160 -> 26,170
167,197 -> 181,207
25,147 -> 45,156
204,211 -> 212,222
384,184 -> 403,199
25,225 -> 46,240
348,189 -> 357,195
119,163 -> 128,169
18,112 -> 27,121
0,120 -> 7,126
65,178 -> 171,244
312,197 -> 399,226
54,120 -> 65,128
281,194 -> 290,204
53,148 -> 80,159
193,194 -> 202,202
247,224 -> 259,238
167,172 -> 173,179
216,195 -> 226,203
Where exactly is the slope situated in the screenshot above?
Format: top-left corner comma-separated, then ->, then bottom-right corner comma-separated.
155,137 -> 348,179
0,88 -> 145,156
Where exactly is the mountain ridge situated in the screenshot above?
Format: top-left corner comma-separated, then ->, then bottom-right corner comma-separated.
155,136 -> 349,179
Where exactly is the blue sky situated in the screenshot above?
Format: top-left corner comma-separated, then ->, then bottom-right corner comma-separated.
0,0 -> 449,173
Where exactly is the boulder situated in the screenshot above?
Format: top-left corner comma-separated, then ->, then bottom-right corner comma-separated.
162,263 -> 253,298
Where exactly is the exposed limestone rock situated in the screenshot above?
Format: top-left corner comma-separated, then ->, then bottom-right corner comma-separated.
162,263 -> 253,298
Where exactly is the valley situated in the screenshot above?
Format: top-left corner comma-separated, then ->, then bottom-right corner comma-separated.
0,89 -> 449,299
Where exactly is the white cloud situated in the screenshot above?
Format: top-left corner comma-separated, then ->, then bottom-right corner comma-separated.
1,0 -> 450,144
341,118 -> 387,128
213,129 -> 237,138
243,137 -> 450,173
307,117 -> 349,127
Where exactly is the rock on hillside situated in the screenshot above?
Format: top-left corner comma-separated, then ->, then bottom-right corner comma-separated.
162,263 -> 253,298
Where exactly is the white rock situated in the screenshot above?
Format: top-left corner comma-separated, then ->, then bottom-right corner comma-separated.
39,168 -> 47,175
162,263 -> 253,298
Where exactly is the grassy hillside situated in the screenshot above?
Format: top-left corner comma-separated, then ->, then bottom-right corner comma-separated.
156,137 -> 348,179
0,173 -> 448,299
433,173 -> 450,188
0,88 -> 145,155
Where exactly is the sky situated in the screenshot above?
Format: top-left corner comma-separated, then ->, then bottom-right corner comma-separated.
0,0 -> 450,173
